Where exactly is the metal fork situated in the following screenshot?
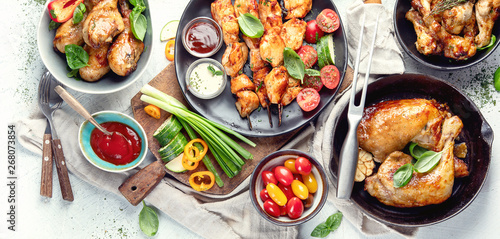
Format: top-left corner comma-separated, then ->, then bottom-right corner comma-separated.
337,12 -> 380,199
38,72 -> 74,201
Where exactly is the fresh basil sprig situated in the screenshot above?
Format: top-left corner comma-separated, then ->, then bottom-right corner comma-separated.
305,68 -> 321,76
408,142 -> 427,160
49,20 -> 61,31
393,163 -> 414,188
283,47 -> 305,82
207,65 -> 223,76
129,0 -> 147,41
311,212 -> 343,238
72,3 -> 86,24
139,201 -> 159,236
237,13 -> 264,38
64,44 -> 89,70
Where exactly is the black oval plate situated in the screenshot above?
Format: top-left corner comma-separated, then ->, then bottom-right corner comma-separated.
331,74 -> 493,227
394,0 -> 500,70
174,0 -> 348,137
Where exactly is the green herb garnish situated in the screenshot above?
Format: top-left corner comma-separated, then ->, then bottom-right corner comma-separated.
430,0 -> 467,15
477,35 -> 496,51
494,66 -> 500,92
139,201 -> 159,236
393,163 -> 414,188
72,3 -> 86,24
256,81 -> 263,92
237,13 -> 264,38
64,44 -> 89,70
311,212 -> 343,238
48,20 -> 61,31
129,0 -> 147,41
305,68 -> 321,77
207,65 -> 223,76
283,47 -> 305,82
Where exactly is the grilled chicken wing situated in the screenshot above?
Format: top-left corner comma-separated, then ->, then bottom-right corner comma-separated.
107,2 -> 144,76
79,43 -> 111,82
211,0 -> 240,45
441,1 -> 474,35
264,66 -> 288,104
406,9 -> 443,55
365,115 -> 463,207
283,0 -> 312,19
475,0 -> 500,48
253,67 -> 271,108
222,42 -> 249,78
260,27 -> 285,67
231,74 -> 259,118
357,99 -> 449,163
258,0 -> 282,30
234,0 -> 259,18
280,18 -> 307,51
82,0 -> 124,49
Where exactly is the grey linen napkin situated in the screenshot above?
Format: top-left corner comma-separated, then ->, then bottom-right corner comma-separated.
18,1 -> 412,238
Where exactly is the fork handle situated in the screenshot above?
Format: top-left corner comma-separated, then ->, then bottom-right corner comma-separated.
337,118 -> 361,199
40,134 -> 53,198
52,139 -> 74,202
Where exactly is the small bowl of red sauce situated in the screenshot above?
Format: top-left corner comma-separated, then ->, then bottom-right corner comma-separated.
181,17 -> 223,58
78,111 -> 148,172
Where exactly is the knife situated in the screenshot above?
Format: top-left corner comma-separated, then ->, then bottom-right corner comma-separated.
40,119 -> 53,198
49,118 -> 74,202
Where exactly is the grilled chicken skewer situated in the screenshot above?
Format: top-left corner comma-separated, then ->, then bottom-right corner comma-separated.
253,67 -> 273,127
231,74 -> 260,129
264,66 -> 289,126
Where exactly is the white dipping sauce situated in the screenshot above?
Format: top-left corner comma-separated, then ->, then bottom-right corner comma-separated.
188,62 -> 224,97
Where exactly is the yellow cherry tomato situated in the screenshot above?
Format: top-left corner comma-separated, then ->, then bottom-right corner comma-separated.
165,39 -> 175,61
284,159 -> 299,174
266,183 -> 287,206
291,180 -> 309,200
302,173 -> 318,193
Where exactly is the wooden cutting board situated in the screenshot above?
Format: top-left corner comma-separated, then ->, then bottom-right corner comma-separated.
129,63 -> 353,195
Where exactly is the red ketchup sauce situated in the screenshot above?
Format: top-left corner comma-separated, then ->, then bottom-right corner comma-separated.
90,122 -> 142,165
185,21 -> 220,54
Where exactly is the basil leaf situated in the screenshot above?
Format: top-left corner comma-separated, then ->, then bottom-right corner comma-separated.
130,0 -> 146,9
283,47 -> 305,82
130,9 -> 147,41
305,68 -> 321,76
49,20 -> 61,31
311,223 -> 332,238
72,3 -> 86,24
414,151 -> 443,173
64,44 -> 89,70
409,142 -> 427,160
139,201 -> 159,236
325,212 -> 342,230
477,35 -> 496,51
393,163 -> 414,188
237,13 -> 264,38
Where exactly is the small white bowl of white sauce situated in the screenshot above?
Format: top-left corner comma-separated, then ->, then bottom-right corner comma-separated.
185,58 -> 227,99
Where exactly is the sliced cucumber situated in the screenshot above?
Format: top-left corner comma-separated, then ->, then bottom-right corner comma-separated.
158,133 -> 188,162
165,153 -> 187,173
160,144 -> 185,162
325,34 -> 335,65
317,36 -> 329,69
153,115 -> 183,146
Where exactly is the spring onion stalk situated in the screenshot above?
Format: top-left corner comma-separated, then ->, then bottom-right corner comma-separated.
141,84 -> 256,148
178,119 -> 224,187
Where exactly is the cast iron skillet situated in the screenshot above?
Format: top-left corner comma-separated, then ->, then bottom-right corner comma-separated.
174,0 -> 348,137
394,0 -> 500,70
331,74 -> 493,227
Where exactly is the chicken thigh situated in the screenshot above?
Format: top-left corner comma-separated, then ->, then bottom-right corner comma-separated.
280,18 -> 307,51
211,0 -> 240,45
221,42 -> 249,78
260,26 -> 285,67
283,0 -> 312,19
82,0 -> 124,49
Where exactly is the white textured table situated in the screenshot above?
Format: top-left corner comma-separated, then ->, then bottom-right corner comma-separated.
1,0 -> 498,238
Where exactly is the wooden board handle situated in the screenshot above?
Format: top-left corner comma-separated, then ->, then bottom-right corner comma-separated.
119,161 -> 167,206
52,139 -> 74,201
40,134 -> 53,198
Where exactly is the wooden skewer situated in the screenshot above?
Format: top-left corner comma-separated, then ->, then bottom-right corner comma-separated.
267,105 -> 273,128
278,103 -> 283,127
247,116 -> 253,130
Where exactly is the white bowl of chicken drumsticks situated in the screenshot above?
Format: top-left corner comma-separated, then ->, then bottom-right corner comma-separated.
37,0 -> 153,94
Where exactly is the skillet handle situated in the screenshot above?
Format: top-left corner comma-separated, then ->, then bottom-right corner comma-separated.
119,160 -> 166,206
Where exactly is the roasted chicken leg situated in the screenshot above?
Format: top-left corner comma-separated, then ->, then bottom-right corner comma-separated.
82,0 -> 125,49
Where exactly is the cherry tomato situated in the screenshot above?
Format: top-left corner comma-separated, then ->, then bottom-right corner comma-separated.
316,9 -> 340,33
305,20 -> 325,44
280,205 -> 287,216
263,199 -> 281,217
274,166 -> 294,186
297,88 -> 320,112
260,188 -> 270,202
295,157 -> 312,175
303,194 -> 314,209
296,45 -> 318,69
291,180 -> 309,200
261,170 -> 277,187
286,197 -> 304,219
266,183 -> 288,206
302,172 -> 318,193
284,159 -> 299,174
302,75 -> 323,92
278,183 -> 294,200
320,65 -> 340,90
293,174 -> 303,182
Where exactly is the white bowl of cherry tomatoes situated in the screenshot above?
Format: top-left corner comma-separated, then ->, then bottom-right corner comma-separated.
249,149 -> 328,226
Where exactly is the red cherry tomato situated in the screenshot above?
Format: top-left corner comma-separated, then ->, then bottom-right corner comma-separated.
291,180 -> 309,200
263,199 -> 281,217
286,197 -> 304,219
260,188 -> 270,202
320,65 -> 340,90
296,88 -> 320,112
278,183 -> 294,200
284,159 -> 299,174
274,166 -> 294,186
296,45 -> 318,69
261,170 -> 277,187
303,194 -> 314,209
316,9 -> 340,33
280,205 -> 287,216
302,75 -> 323,92
302,172 -> 318,193
293,174 -> 303,182
295,157 -> 312,175
305,20 -> 325,44
266,183 -> 288,206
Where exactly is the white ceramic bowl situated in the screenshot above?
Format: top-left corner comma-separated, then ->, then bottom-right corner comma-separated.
36,0 -> 153,94
185,58 -> 227,99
